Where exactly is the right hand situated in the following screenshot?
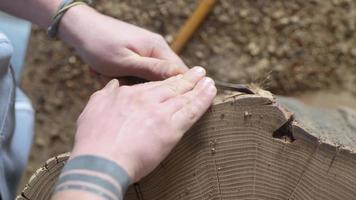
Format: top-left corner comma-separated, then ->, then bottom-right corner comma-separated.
71,67 -> 217,182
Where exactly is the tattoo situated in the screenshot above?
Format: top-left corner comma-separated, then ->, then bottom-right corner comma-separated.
53,155 -> 131,200
55,183 -> 116,200
56,173 -> 122,197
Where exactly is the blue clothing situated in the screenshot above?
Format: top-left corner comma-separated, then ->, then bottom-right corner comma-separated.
0,13 -> 34,200
0,12 -> 31,83
0,32 -> 16,200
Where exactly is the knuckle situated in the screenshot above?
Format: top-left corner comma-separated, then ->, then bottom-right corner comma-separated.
151,59 -> 163,70
181,78 -> 195,89
184,104 -> 199,120
165,78 -> 193,94
160,61 -> 178,77
163,75 -> 182,91
165,82 -> 179,94
152,34 -> 165,43
151,34 -> 169,50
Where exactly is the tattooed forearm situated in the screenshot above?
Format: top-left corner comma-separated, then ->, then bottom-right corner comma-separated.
52,155 -> 131,200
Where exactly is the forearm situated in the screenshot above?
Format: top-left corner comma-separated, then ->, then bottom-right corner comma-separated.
0,0 -> 60,29
0,0 -> 99,48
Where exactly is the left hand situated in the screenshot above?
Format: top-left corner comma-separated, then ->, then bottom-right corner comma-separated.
59,5 -> 188,82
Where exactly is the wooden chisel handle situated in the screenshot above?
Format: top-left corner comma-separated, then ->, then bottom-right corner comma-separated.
171,0 -> 217,54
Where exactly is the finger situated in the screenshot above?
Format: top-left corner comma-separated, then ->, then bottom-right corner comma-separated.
102,78 -> 120,90
117,55 -> 187,81
164,77 -> 217,132
164,76 -> 216,112
133,67 -> 200,92
154,43 -> 188,69
97,74 -> 130,87
151,66 -> 206,102
89,67 -> 114,86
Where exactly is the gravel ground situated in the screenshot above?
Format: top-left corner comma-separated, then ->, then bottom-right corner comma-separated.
20,0 -> 356,188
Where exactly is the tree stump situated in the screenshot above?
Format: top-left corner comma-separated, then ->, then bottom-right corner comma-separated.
17,89 -> 356,200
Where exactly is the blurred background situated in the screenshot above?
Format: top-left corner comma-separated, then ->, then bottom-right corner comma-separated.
20,0 -> 356,186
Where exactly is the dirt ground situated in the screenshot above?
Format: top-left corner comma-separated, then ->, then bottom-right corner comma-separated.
20,0 -> 356,188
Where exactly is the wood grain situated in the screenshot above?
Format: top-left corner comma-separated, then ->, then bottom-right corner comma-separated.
17,90 -> 356,200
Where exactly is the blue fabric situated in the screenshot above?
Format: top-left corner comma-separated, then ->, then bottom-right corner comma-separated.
0,32 -> 16,200
4,88 -> 34,199
0,12 -> 31,83
0,14 -> 34,200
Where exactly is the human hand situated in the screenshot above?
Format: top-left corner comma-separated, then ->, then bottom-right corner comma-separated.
70,67 -> 216,182
59,5 -> 187,82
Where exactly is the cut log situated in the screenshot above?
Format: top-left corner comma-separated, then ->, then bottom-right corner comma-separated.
17,89 -> 356,200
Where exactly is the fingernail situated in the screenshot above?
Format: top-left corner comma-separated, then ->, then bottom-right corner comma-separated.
207,84 -> 217,95
104,79 -> 119,89
108,79 -> 119,85
192,66 -> 206,76
202,77 -> 214,87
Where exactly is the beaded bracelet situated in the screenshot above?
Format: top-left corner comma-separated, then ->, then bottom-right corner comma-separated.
47,0 -> 91,38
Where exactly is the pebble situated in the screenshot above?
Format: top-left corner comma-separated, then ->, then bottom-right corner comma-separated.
68,56 -> 77,64
247,42 -> 260,56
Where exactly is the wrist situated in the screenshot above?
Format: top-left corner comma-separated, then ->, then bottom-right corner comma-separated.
57,4 -> 98,49
70,142 -> 137,183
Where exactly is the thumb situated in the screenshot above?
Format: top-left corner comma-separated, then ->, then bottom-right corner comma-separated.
97,74 -> 146,86
90,68 -> 137,86
119,55 -> 189,81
